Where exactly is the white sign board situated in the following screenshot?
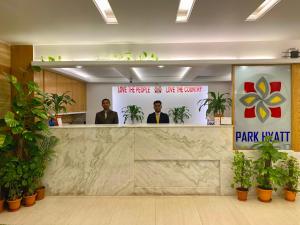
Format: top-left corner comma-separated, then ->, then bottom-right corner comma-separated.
112,85 -> 208,124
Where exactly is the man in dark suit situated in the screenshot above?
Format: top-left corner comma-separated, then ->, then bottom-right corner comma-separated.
147,100 -> 169,124
95,99 -> 119,124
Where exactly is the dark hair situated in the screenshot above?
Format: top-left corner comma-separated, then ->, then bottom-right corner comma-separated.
102,98 -> 111,104
153,100 -> 162,105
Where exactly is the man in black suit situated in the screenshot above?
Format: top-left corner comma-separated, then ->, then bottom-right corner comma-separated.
147,100 -> 169,124
95,99 -> 119,124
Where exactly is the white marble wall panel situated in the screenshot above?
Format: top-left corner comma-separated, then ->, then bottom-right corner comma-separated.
134,127 -> 233,160
134,160 -> 220,195
43,127 -> 134,195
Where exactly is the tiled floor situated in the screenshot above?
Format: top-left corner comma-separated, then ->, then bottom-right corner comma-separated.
0,195 -> 299,225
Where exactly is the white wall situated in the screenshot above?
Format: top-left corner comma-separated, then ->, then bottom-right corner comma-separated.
86,82 -> 232,124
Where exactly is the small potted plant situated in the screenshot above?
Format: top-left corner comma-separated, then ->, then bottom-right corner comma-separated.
2,158 -> 23,212
168,106 -> 191,124
44,92 -> 75,126
231,151 -> 253,201
122,105 -> 144,124
282,156 -> 300,201
22,160 -> 38,207
198,92 -> 231,125
253,137 -> 288,202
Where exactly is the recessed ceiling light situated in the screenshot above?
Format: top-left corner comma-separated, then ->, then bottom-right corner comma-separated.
92,0 -> 118,24
76,65 -> 83,69
158,65 -> 165,68
246,0 -> 281,21
60,68 -> 90,79
176,0 -> 196,23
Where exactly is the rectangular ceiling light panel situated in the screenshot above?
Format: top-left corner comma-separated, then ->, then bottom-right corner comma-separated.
93,0 -> 118,24
176,0 -> 196,23
246,0 -> 281,21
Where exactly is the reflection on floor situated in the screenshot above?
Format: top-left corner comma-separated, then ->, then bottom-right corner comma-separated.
0,196 -> 299,225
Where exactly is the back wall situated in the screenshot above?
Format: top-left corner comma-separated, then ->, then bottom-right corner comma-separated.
86,82 -> 232,124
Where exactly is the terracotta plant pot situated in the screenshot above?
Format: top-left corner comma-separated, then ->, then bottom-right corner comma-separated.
257,187 -> 273,202
23,193 -> 37,207
36,186 -> 45,200
285,189 -> 297,202
7,198 -> 22,212
0,198 -> 4,213
236,188 -> 249,201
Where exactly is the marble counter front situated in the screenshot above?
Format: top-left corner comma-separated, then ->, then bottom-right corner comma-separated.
44,125 -> 236,196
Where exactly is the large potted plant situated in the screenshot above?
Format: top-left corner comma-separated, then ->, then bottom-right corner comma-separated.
122,105 -> 144,124
198,92 -> 231,125
231,151 -> 253,201
44,92 -> 75,126
0,74 -> 54,210
281,156 -> 300,201
0,157 -> 6,212
252,137 -> 288,202
168,106 -> 191,124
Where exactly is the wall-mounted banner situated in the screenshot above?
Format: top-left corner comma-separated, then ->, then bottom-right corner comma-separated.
234,65 -> 291,149
112,85 -> 208,124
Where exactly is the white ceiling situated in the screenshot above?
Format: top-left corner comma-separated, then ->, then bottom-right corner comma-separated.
48,63 -> 232,83
0,0 -> 300,44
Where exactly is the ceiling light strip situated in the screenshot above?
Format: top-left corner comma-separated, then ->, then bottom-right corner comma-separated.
246,0 -> 281,21
92,0 -> 118,24
176,0 -> 196,23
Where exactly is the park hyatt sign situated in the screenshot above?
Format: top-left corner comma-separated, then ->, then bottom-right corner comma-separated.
234,66 -> 291,149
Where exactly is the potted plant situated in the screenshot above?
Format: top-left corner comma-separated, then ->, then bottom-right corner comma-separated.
44,92 -> 75,126
231,151 -> 253,201
34,135 -> 58,200
168,106 -> 191,124
0,74 -> 56,209
198,92 -> 232,125
0,157 -> 5,213
21,159 -> 39,207
252,137 -> 288,202
1,157 -> 23,211
281,156 -> 300,201
122,105 -> 144,124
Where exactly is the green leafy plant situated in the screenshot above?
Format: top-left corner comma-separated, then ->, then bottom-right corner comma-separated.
0,157 -> 23,200
198,92 -> 232,116
111,51 -> 159,61
44,92 -> 75,116
231,151 -> 253,191
122,105 -> 144,124
0,75 -> 50,159
281,156 -> 300,192
252,136 -> 288,190
168,106 -> 191,124
41,56 -> 62,62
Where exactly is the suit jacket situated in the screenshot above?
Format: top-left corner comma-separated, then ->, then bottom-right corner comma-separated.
147,112 -> 170,124
95,110 -> 119,124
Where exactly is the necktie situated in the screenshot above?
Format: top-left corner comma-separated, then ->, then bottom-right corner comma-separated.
156,114 -> 160,124
105,111 -> 107,119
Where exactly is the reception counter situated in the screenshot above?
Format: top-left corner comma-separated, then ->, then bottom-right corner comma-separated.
44,125 -> 235,196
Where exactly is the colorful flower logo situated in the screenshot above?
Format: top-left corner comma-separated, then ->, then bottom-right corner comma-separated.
239,76 -> 286,123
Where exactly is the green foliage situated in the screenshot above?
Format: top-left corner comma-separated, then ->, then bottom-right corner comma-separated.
252,136 -> 288,190
231,151 -> 253,190
0,157 -> 23,200
0,75 -> 50,158
122,105 -> 144,124
0,74 -> 58,199
280,156 -> 300,192
40,56 -> 62,62
198,92 -> 232,116
112,51 -> 159,61
44,92 -> 75,115
168,106 -> 191,124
